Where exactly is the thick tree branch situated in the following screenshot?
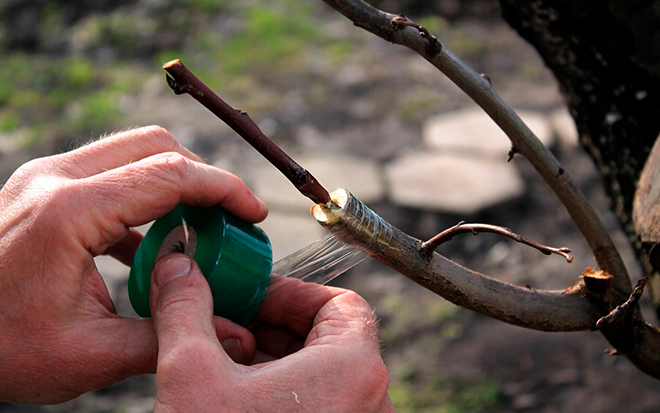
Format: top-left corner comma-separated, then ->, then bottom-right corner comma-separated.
312,189 -> 660,377
312,189 -> 600,331
159,6 -> 660,378
163,59 -> 332,205
421,221 -> 574,263
316,0 -> 660,378
320,0 -> 631,302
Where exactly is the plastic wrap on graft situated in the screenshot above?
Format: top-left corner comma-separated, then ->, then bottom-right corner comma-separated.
237,189 -> 390,325
312,188 -> 395,256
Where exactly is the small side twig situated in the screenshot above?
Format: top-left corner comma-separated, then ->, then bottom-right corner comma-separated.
595,277 -> 649,330
507,147 -> 517,162
420,221 -> 574,263
162,59 -> 332,205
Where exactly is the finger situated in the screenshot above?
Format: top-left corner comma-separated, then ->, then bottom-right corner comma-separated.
305,290 -> 380,352
251,276 -> 345,337
73,152 -> 267,253
59,126 -> 204,178
150,254 -> 249,366
213,316 -> 256,364
249,323 -> 305,359
38,317 -> 160,403
47,314 -> 255,400
102,228 -> 144,266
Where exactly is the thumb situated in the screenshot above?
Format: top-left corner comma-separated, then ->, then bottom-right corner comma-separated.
150,254 -> 248,363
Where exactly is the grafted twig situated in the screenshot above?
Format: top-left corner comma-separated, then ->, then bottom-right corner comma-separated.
420,221 -> 573,263
162,59 -> 331,205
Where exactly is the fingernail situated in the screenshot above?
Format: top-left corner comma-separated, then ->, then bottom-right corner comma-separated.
155,257 -> 191,287
221,338 -> 245,363
258,198 -> 268,214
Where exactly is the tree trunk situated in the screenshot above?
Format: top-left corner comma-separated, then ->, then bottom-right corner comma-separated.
498,0 -> 660,315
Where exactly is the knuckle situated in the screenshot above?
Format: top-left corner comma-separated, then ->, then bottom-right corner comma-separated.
6,158 -> 52,188
139,125 -> 179,153
39,182 -> 79,218
340,290 -> 379,329
341,289 -> 369,308
22,179 -> 82,236
148,152 -> 191,188
15,158 -> 46,176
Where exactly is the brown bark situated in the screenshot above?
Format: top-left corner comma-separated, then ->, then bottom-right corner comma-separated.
316,0 -> 660,379
497,0 -> 660,315
162,0 -> 660,379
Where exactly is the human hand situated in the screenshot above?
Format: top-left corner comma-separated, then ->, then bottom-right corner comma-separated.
0,126 -> 267,404
150,254 -> 394,412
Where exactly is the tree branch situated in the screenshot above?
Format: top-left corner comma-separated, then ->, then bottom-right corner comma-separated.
596,277 -> 649,330
421,221 -> 574,263
312,189 -> 660,377
316,0 -> 660,378
319,0 -> 631,302
312,189 -> 600,332
162,59 -> 332,205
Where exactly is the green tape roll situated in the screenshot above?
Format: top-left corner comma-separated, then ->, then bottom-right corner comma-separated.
128,204 -> 272,326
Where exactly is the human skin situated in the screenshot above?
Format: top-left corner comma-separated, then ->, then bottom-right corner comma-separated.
150,254 -> 393,412
0,126 -> 392,410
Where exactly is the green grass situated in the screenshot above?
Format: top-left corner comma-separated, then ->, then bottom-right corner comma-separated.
377,290 -> 463,344
390,377 -> 501,413
0,52 -> 146,146
0,1 -> 358,148
213,1 -> 331,78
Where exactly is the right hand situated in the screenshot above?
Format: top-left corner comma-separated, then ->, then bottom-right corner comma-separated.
150,254 -> 394,412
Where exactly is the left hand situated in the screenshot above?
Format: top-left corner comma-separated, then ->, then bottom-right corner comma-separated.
0,126 -> 267,404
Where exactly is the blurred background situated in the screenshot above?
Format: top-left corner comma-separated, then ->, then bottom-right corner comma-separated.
2,0 -> 660,411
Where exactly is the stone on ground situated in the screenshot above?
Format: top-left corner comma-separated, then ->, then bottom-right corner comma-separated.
386,152 -> 524,214
550,107 -> 579,148
422,108 -> 554,159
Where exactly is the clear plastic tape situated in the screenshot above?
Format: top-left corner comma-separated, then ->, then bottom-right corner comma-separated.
233,189 -> 393,324
327,189 -> 394,254
270,233 -> 367,284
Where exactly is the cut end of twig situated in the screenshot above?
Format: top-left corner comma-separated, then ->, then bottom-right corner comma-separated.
163,59 -> 182,70
581,267 -> 614,298
163,59 -> 193,95
311,188 -> 348,225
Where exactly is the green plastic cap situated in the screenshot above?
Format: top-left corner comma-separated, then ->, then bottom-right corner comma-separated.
128,204 -> 272,326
